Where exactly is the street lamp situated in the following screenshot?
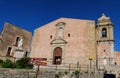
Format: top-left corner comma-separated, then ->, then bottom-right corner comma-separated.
89,56 -> 93,71
69,63 -> 71,73
55,58 -> 61,71
55,59 -> 58,71
36,65 -> 40,78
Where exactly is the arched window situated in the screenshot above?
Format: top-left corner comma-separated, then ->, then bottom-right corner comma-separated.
102,28 -> 107,38
7,47 -> 12,56
15,37 -> 20,46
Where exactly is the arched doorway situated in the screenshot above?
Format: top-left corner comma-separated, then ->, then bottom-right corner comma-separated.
53,47 -> 62,65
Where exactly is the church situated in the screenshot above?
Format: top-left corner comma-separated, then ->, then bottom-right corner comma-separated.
30,14 -> 120,67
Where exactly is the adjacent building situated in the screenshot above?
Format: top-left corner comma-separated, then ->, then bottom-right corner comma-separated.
0,22 -> 32,61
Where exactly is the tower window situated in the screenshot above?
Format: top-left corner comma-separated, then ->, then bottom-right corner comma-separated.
6,47 -> 12,56
102,28 -> 107,38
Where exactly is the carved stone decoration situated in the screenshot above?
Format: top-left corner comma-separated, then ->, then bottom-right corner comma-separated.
55,22 -> 66,39
18,37 -> 23,50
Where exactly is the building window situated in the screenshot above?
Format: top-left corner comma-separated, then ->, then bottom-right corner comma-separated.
50,35 -> 52,39
6,47 -> 12,56
102,28 -> 107,38
68,33 -> 70,37
25,51 -> 30,57
15,37 -> 20,46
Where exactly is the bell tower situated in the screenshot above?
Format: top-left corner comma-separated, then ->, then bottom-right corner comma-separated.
96,13 -> 114,66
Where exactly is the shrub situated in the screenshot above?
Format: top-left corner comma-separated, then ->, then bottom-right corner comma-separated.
104,70 -> 107,74
75,70 -> 80,75
91,71 -> 95,74
64,71 -> 68,75
1,59 -> 13,68
0,59 -> 3,64
55,73 -> 60,78
26,63 -> 34,69
15,57 -> 33,69
75,70 -> 80,78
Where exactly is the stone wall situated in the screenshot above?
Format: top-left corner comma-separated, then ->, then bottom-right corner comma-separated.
0,69 -> 36,78
0,68 -> 104,78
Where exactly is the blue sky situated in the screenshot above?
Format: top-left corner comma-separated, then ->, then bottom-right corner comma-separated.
0,0 -> 120,51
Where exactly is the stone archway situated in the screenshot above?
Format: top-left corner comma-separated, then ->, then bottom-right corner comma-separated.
53,47 -> 62,65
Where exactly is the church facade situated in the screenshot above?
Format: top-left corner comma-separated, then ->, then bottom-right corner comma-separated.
31,14 -> 120,67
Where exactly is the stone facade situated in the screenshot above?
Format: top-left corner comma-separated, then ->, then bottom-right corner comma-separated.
31,17 -> 96,65
31,13 -> 120,67
0,22 -> 32,61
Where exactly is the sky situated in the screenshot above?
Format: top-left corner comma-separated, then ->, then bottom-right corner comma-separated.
0,0 -> 120,51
